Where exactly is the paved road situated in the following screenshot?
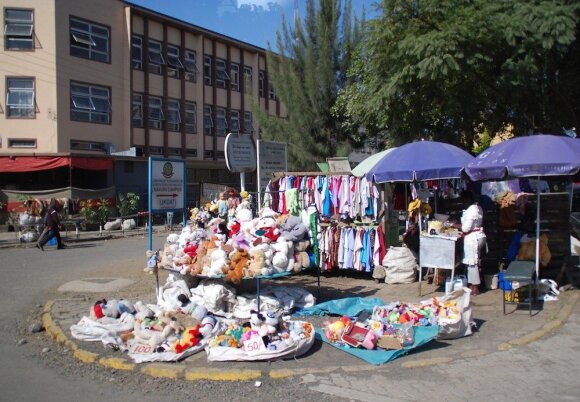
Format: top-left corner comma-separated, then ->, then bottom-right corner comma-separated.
0,234 -> 578,401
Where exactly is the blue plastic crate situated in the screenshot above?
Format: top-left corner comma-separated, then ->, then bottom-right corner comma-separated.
498,271 -> 512,290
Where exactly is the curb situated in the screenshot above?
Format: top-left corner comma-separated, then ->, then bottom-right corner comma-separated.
42,291 -> 579,381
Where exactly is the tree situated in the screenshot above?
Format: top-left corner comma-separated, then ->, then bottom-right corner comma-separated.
255,0 -> 365,170
339,0 -> 580,149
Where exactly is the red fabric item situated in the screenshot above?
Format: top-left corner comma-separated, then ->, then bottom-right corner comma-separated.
377,225 -> 387,261
0,156 -> 113,172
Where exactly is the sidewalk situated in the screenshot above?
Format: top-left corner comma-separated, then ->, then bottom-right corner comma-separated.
0,224 -> 174,249
43,265 -> 579,381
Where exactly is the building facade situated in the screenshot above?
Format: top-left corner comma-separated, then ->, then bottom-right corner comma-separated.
0,0 -> 285,210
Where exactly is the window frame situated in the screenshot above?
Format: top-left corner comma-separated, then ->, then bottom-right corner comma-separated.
184,49 -> 198,82
203,55 -> 212,86
230,109 -> 240,133
166,98 -> 181,132
70,81 -> 111,125
69,16 -> 110,63
148,96 -> 164,130
243,111 -> 253,134
215,107 -> 228,137
258,70 -> 265,98
204,105 -> 213,136
185,102 -> 197,134
148,39 -> 164,75
269,81 -> 276,100
4,8 -> 34,50
166,44 -> 184,78
132,92 -> 143,128
215,58 -> 229,89
8,138 -> 36,148
131,34 -> 143,70
230,62 -> 240,91
243,66 -> 253,91
6,77 -> 35,118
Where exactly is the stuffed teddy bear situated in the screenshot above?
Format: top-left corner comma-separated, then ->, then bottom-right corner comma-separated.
145,249 -> 159,274
209,247 -> 228,277
517,233 -> 551,267
271,238 -> 291,273
246,248 -> 266,278
280,215 -> 309,242
293,239 -> 311,272
226,249 -> 250,284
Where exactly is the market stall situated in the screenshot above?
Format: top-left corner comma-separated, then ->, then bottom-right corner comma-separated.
365,140 -> 475,292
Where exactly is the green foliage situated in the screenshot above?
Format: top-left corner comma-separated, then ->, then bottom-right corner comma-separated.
256,0 -> 366,170
117,192 -> 140,217
340,0 -> 580,147
16,194 -> 32,203
80,198 -> 111,224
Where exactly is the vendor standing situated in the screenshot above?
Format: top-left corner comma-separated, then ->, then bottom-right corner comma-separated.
459,191 -> 486,295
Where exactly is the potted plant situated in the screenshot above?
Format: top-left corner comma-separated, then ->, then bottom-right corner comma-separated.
79,199 -> 99,231
117,192 -> 140,217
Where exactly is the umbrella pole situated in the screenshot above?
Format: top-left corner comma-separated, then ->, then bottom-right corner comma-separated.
535,176 -> 540,283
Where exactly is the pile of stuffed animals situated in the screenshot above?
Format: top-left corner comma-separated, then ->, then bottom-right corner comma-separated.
148,193 -> 314,284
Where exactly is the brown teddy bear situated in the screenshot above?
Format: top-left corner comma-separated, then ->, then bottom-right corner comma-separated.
293,239 -> 311,272
226,249 -> 250,284
246,248 -> 266,278
517,233 -> 551,267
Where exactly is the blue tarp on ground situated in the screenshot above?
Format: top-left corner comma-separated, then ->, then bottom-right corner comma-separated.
294,297 -> 386,317
315,325 -> 440,365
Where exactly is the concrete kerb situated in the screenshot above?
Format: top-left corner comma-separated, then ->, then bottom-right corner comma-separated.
42,291 -> 579,382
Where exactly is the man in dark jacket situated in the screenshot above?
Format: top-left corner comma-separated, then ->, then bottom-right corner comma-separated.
36,198 -> 66,250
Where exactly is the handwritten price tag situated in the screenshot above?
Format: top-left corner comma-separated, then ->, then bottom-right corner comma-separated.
243,337 -> 267,356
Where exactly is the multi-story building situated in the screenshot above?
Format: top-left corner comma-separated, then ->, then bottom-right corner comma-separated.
0,0 -> 285,212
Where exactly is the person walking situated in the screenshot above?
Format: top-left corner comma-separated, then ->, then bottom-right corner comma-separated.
36,198 -> 66,250
459,191 -> 486,295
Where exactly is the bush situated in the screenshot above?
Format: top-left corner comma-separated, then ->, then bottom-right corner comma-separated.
117,192 -> 140,217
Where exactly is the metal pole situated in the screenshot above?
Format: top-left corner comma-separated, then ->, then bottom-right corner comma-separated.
535,176 -> 540,282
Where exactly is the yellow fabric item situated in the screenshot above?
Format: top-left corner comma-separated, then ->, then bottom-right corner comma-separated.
408,198 -> 421,213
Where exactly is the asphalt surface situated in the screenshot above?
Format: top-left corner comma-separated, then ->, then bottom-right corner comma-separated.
1,226 -> 578,398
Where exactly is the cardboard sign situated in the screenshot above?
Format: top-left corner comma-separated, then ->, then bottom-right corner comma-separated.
243,336 -> 267,356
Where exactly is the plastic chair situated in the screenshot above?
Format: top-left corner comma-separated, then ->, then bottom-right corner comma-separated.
502,261 -> 537,315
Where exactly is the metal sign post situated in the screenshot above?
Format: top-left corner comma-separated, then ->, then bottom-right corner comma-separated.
256,140 -> 287,210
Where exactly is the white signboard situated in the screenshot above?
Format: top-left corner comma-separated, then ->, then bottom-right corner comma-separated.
257,140 -> 287,193
149,158 -> 186,211
257,140 -> 287,208
225,133 -> 256,173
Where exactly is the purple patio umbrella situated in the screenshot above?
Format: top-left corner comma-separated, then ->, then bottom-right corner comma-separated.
366,140 -> 474,183
465,134 -> 580,279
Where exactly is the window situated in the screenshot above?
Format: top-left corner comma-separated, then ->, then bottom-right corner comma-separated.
70,140 -> 106,152
204,55 -> 212,86
204,150 -> 214,159
185,102 -> 197,133
184,50 -> 198,82
185,148 -> 197,157
167,99 -> 181,132
269,82 -> 276,100
215,107 -> 228,136
131,35 -> 142,69
8,138 -> 36,148
132,93 -> 143,128
243,111 -> 253,134
215,58 -> 229,89
216,151 -> 225,160
167,44 -> 184,78
259,70 -> 265,97
148,40 -> 164,74
204,105 -> 213,135
70,17 -> 110,63
70,82 -> 111,124
6,78 -> 34,118
230,62 -> 240,91
230,110 -> 240,133
149,146 -> 163,155
148,96 -> 164,129
243,66 -> 253,91
168,147 -> 182,156
4,8 -> 34,50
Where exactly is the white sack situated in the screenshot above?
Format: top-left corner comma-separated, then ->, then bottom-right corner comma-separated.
382,246 -> 418,284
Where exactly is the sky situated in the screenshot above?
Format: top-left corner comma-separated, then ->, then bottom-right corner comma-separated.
129,0 -> 378,49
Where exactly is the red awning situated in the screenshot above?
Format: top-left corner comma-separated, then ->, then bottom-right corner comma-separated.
0,156 -> 113,172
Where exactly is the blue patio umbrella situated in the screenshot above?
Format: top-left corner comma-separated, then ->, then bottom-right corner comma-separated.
464,134 -> 580,279
366,140 -> 474,183
351,148 -> 397,178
